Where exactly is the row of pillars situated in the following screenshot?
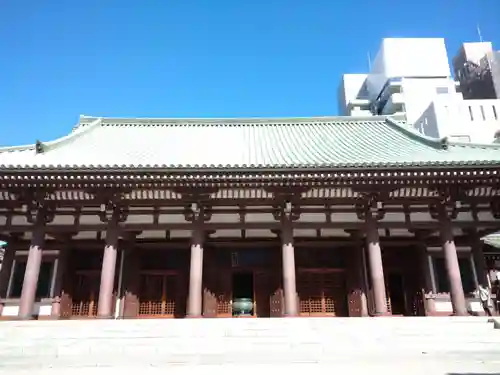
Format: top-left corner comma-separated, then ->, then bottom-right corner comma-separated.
14,207 -> 469,319
186,215 -> 299,317
366,211 -> 468,316
187,208 -> 469,317
16,214 -> 122,319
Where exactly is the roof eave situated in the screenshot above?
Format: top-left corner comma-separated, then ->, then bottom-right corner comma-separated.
1,161 -> 499,174
0,118 -> 103,153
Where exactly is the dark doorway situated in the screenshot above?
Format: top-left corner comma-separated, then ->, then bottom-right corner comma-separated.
232,272 -> 254,300
387,273 -> 407,315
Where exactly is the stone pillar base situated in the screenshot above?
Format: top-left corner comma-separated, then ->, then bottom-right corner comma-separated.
17,315 -> 35,321
371,312 -> 392,317
95,315 -> 114,319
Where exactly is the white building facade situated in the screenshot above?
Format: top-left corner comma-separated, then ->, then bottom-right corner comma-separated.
339,38 -> 500,144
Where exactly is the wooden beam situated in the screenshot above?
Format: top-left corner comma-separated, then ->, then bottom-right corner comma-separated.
1,220 -> 499,233
0,202 -> 495,216
5,235 -> 481,250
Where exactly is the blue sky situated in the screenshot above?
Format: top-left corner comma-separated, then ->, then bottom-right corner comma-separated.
0,0 -> 499,146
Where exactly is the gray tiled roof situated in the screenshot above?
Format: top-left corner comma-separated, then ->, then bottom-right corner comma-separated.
1,115 -> 500,170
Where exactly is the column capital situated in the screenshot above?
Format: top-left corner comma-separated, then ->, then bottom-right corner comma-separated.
99,200 -> 128,223
429,185 -> 464,221
273,200 -> 300,222
24,191 -> 56,225
184,202 -> 211,222
355,192 -> 385,221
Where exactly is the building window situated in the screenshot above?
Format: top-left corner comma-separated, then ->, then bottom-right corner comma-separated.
436,87 -> 449,95
468,106 -> 474,121
432,256 -> 476,294
493,105 -> 498,120
480,105 -> 486,120
8,260 -> 54,299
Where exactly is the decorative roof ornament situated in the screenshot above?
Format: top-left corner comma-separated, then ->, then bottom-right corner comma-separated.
35,140 -> 45,154
440,137 -> 449,150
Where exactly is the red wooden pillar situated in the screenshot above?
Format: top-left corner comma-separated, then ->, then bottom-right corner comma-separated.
440,217 -> 467,316
97,222 -> 119,318
365,215 -> 388,316
18,211 -> 47,320
187,223 -> 204,318
282,217 -> 298,316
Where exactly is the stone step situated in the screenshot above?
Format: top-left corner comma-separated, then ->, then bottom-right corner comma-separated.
0,318 -> 498,371
3,363 -> 500,375
0,316 -> 493,328
2,328 -> 498,341
3,329 -> 497,341
1,317 -> 494,328
2,351 -> 500,371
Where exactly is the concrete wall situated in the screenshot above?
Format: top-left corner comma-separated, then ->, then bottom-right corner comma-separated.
414,98 -> 500,143
398,77 -> 458,124
338,74 -> 368,115
491,51 -> 500,99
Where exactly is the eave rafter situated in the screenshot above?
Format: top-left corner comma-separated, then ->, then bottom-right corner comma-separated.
0,165 -> 499,187
1,174 -> 500,208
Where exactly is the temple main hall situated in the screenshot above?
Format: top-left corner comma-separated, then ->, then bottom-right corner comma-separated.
0,115 -> 500,320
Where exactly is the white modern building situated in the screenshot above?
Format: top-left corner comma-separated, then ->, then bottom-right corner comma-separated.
339,38 -> 500,144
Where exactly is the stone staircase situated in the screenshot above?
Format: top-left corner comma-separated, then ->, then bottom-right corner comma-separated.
0,317 -> 500,374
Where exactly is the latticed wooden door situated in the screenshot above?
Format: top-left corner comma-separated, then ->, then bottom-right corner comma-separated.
297,270 -> 347,316
138,273 -> 178,317
216,270 -> 232,317
71,272 -> 100,318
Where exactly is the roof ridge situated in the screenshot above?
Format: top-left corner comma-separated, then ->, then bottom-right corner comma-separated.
0,118 -> 102,153
84,115 -> 391,125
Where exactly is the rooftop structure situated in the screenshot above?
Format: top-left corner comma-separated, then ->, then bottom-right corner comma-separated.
339,38 -> 500,144
339,38 -> 456,121
453,42 -> 500,100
